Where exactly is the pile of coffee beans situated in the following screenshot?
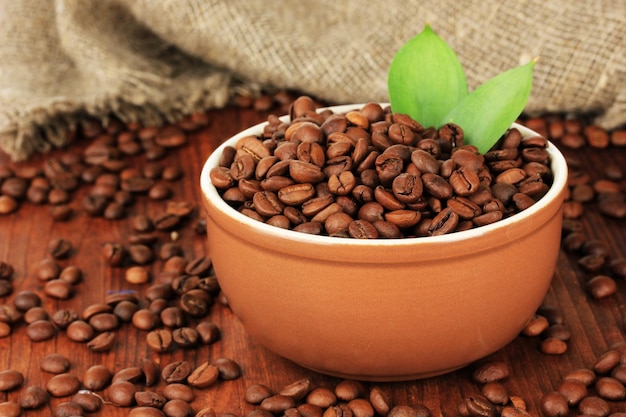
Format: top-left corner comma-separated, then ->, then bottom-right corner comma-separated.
210,96 -> 555,239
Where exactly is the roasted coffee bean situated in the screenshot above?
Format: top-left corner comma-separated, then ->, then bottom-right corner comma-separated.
595,376 -> 626,400
0,369 -> 24,391
133,309 -> 161,330
298,403 -> 324,417
306,387 -> 337,408
163,398 -> 193,417
586,275 -> 617,299
59,265 -> 83,284
0,279 -> 13,297
0,261 -> 13,279
261,395 -> 297,414
594,349 -> 621,374
472,361 -> 510,383
66,320 -> 95,342
128,244 -> 154,265
161,383 -> 194,402
146,328 -> 173,352
41,353 -> 70,374
557,379 -> 588,406
172,327 -> 199,347
26,319 -> 56,342
51,308 -> 79,329
0,401 -> 22,417
214,357 -> 242,380
129,406 -> 166,417
13,290 -> 41,311
19,385 -> 49,409
87,331 -> 116,351
541,336 -> 568,355
187,361 -> 219,388
179,289 -> 212,317
0,322 -> 10,337
481,382 -> 509,405
522,314 -> 549,336
113,300 -> 139,322
245,384 -> 274,404
162,361 -> 193,384
72,391 -> 103,413
126,266 -> 151,284
54,401 -> 84,417
540,391 -> 569,417
135,390 -> 167,408
36,258 -> 61,281
102,242 -> 127,267
46,373 -> 81,397
43,279 -> 73,299
577,396 -> 610,416
347,399 -> 375,417
335,380 -> 365,402
83,365 -> 113,391
0,195 -> 19,214
106,381 -> 137,407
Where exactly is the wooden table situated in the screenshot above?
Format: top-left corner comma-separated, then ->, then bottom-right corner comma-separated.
1,101 -> 625,416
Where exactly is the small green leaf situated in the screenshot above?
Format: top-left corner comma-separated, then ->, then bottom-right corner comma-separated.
441,60 -> 536,154
388,24 -> 468,129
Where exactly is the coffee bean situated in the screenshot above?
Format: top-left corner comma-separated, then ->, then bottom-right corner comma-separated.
59,265 -> 83,284
161,361 -> 192,384
521,314 -> 549,336
172,327 -> 199,347
564,368 -> 596,386
0,280 -> 12,297
87,331 -> 116,351
36,258 -> 61,281
0,322 -> 10,337
0,369 -> 24,391
481,382 -> 509,405
132,309 -> 161,331
577,396 -> 610,416
594,349 -> 621,374
20,385 -> 49,409
274,379 -> 310,404
540,338 -> 568,355
214,357 -> 242,380
51,308 -> 79,329
13,290 -> 42,311
129,406 -> 166,417
306,387 -> 337,408
195,407 -> 218,417
261,395 -> 297,414
163,383 -> 194,402
0,402 -> 22,417
43,279 -> 73,299
347,399 -> 375,417
106,381 -> 137,407
83,365 -> 113,391
48,237 -> 73,258
135,391 -> 167,408
186,361 -> 219,388
163,398 -> 193,417
472,361 -> 510,383
126,266 -> 151,284
540,391 -> 569,417
245,384 -> 274,404
26,319 -> 56,342
41,353 -> 71,374
586,275 -> 617,299
595,376 -> 626,400
72,391 -> 103,412
46,373 -> 81,397
66,320 -> 95,342
369,386 -> 391,417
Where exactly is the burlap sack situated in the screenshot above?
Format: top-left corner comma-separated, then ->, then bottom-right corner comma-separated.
1,0 -> 625,160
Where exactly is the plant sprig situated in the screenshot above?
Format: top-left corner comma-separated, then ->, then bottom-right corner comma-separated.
388,24 -> 536,154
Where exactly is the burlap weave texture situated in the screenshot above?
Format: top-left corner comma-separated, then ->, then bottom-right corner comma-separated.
1,0 -> 624,160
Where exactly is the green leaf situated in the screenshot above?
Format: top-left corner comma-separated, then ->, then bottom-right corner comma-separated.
388,24 -> 468,129
441,60 -> 536,154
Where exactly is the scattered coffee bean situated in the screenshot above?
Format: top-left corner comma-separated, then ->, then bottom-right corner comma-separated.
46,373 -> 81,397
41,353 -> 71,374
19,385 -> 49,409
0,369 -> 24,391
83,365 -> 113,391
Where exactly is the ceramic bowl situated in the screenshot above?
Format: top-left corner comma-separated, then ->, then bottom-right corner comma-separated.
199,104 -> 568,381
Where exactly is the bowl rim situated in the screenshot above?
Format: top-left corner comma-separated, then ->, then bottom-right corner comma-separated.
200,103 -> 568,247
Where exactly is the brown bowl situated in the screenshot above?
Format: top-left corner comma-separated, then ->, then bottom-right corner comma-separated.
200,104 -> 568,381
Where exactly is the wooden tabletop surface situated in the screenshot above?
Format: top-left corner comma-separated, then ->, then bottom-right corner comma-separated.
1,95 -> 626,417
